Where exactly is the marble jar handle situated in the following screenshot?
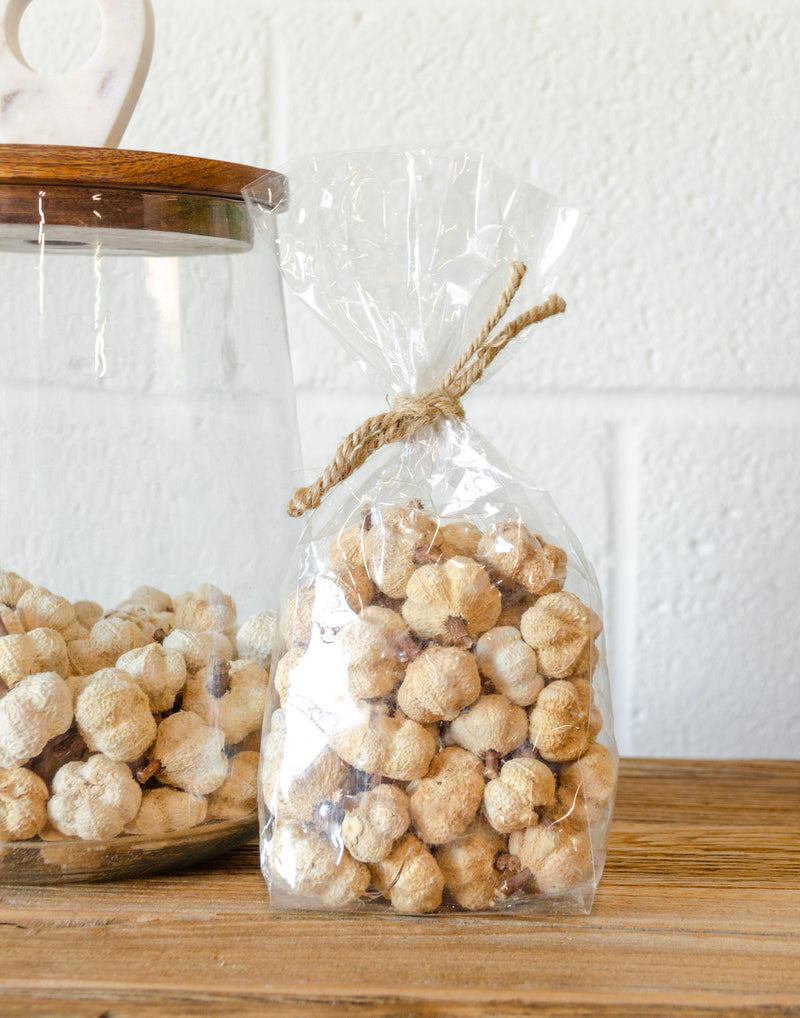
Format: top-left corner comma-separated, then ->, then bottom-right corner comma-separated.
0,0 -> 154,146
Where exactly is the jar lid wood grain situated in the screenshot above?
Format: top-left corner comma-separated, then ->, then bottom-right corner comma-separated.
0,145 -> 286,254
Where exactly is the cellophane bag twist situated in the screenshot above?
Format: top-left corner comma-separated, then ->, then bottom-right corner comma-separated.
244,151 -> 617,915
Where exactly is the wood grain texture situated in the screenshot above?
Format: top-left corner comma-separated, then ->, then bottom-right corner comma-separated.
0,758 -> 798,1018
0,144 -> 284,201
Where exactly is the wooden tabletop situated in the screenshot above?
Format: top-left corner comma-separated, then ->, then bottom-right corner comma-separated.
0,758 -> 798,1017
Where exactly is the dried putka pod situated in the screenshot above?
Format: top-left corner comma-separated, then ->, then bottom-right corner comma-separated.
556,742 -> 616,827
272,647 -> 304,709
151,711 -> 228,796
162,629 -> 236,674
0,672 -> 73,768
436,520 -> 482,560
0,628 -> 69,687
0,606 -> 24,636
236,610 -> 277,670
183,658 -> 269,745
68,616 -> 147,675
519,592 -> 602,679
336,606 -> 417,700
73,601 -> 104,631
528,680 -> 591,762
48,753 -> 142,840
478,522 -> 567,596
483,757 -> 556,834
16,587 -> 80,641
275,748 -> 349,825
0,570 -> 32,609
369,833 -> 445,914
508,821 -> 594,896
407,746 -> 485,845
271,817 -> 371,908
360,504 -> 441,599
332,709 -> 437,782
435,818 -> 507,910
447,694 -> 528,760
115,643 -> 187,714
397,645 -> 481,723
174,584 -> 237,638
475,626 -> 544,706
0,765 -> 49,840
341,783 -> 410,863
126,787 -> 208,835
74,669 -> 157,763
206,750 -> 260,820
402,556 -> 501,649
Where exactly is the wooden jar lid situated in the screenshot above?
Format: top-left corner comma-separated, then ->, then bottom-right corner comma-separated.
0,145 -> 285,200
0,145 -> 285,254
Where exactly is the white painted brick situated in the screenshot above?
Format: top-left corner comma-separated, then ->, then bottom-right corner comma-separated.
6,0 -> 800,761
272,0 -> 800,393
128,0 -> 273,165
631,421 -> 800,758
18,2 -> 800,393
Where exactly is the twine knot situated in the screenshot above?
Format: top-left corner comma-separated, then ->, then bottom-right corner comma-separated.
391,389 -> 466,425
287,262 -> 566,518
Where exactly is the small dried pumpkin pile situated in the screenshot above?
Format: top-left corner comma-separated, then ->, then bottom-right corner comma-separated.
0,569 -> 275,847
263,502 -> 616,913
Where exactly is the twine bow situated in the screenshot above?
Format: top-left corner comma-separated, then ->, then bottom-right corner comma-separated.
287,262 -> 566,517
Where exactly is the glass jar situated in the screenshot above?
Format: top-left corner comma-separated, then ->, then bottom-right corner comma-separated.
0,145 -> 300,882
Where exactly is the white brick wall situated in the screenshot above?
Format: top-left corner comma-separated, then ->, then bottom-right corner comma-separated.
13,0 -> 800,757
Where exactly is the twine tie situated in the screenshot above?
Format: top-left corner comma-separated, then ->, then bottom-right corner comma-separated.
287,262 -> 565,517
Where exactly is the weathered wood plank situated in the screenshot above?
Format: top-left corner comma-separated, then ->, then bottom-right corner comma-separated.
0,759 -> 797,1018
